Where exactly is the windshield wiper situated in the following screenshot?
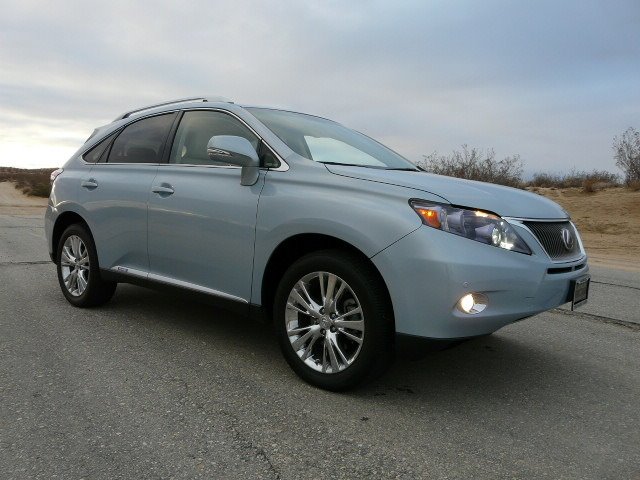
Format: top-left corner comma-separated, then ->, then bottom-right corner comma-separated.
320,162 -> 419,171
320,162 -> 386,169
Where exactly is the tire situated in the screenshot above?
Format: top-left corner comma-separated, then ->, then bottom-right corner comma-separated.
56,224 -> 117,307
274,250 -> 393,391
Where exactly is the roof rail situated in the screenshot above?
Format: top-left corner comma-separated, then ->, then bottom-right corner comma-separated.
114,96 -> 233,121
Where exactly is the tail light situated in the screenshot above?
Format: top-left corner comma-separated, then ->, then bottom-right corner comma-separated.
50,168 -> 64,184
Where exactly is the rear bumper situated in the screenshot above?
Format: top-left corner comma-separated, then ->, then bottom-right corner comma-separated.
371,225 -> 588,339
44,204 -> 55,262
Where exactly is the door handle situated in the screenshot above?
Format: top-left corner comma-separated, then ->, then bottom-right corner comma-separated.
151,185 -> 174,195
81,179 -> 98,189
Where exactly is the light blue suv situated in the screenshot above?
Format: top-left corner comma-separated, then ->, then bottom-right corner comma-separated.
46,97 -> 590,390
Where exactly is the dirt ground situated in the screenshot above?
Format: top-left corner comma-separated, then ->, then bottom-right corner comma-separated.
532,187 -> 640,271
0,181 -> 48,214
1,181 -> 638,271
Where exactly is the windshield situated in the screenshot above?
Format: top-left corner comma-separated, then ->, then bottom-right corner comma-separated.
247,108 -> 418,170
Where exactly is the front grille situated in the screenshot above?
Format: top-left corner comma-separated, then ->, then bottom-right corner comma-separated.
523,221 -> 582,261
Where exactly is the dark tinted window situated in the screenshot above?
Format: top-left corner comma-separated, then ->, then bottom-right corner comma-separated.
108,113 -> 176,164
259,141 -> 280,168
83,133 -> 115,163
169,110 -> 259,166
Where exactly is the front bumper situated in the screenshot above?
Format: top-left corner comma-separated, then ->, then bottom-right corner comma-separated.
371,224 -> 588,339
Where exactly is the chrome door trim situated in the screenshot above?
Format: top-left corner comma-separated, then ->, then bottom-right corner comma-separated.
147,273 -> 249,303
110,266 -> 248,304
111,265 -> 148,278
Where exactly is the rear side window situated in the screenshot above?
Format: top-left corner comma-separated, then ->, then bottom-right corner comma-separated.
108,113 -> 176,164
83,133 -> 115,163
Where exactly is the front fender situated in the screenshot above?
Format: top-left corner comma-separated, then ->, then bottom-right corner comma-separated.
250,161 -> 442,305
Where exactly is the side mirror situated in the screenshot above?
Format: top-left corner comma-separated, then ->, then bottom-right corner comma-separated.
207,135 -> 260,186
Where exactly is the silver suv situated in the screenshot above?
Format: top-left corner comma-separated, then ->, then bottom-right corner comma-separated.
46,97 -> 590,390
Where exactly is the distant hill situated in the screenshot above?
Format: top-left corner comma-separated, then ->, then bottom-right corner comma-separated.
0,167 -> 57,197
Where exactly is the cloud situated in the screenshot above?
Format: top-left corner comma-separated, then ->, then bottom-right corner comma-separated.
1,0 -> 638,173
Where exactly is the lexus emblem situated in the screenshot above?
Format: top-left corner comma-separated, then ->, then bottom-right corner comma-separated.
561,228 -> 574,251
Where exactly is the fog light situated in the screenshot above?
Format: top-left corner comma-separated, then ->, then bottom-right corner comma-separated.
458,293 -> 488,314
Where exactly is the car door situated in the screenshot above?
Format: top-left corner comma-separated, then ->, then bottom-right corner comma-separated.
81,112 -> 177,274
146,109 -> 265,303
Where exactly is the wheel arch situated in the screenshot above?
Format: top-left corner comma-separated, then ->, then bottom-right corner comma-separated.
51,211 -> 92,264
259,233 -> 395,328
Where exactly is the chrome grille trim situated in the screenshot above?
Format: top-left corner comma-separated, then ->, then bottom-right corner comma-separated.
520,220 -> 584,262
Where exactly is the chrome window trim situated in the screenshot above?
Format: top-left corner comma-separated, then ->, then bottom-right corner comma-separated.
80,110 -> 180,166
175,107 -> 289,171
81,108 -> 290,172
505,217 -> 586,264
110,266 -> 248,304
91,163 -> 163,167
157,163 -> 241,170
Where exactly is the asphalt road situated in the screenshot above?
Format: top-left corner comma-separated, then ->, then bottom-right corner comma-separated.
1,210 -> 639,479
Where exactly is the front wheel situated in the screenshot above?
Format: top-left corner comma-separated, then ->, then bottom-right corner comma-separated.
274,250 -> 393,391
56,224 -> 117,307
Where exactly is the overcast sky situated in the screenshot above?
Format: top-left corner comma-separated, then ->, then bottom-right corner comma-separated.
1,0 -> 638,175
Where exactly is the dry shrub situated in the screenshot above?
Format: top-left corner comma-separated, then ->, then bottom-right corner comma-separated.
30,183 -> 51,197
529,169 -> 620,190
582,178 -> 597,193
419,145 -> 523,188
0,167 -> 55,197
627,180 -> 640,191
613,127 -> 640,185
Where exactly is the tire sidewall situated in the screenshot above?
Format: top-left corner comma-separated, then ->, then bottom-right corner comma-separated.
274,251 -> 392,390
56,224 -> 100,307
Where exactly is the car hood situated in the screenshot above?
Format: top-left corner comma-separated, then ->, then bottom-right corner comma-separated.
325,165 -> 568,219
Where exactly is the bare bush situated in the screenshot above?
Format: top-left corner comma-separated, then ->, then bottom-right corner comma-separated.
529,169 -> 620,190
582,177 -> 597,193
613,127 -> 640,185
419,145 -> 523,188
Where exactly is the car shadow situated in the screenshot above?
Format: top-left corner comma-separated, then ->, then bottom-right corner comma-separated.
102,283 -> 598,408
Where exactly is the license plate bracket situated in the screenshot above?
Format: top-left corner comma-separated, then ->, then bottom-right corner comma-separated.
570,275 -> 590,310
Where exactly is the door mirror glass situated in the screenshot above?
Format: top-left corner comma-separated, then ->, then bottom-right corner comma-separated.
207,136 -> 259,167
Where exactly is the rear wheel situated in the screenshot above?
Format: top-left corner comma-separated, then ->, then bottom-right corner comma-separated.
56,224 -> 116,307
274,250 -> 393,391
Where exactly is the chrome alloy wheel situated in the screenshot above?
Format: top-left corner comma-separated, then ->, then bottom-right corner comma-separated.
60,235 -> 90,297
285,272 -> 365,374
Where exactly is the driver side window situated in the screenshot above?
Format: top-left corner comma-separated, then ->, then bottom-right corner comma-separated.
169,111 -> 259,166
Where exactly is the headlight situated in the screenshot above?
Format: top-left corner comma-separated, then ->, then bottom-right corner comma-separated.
409,200 -> 531,254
